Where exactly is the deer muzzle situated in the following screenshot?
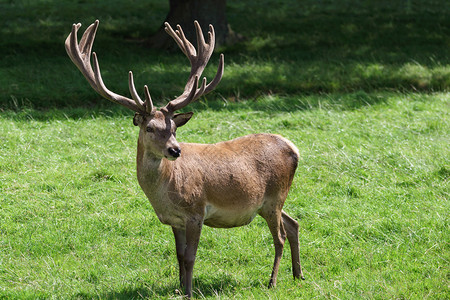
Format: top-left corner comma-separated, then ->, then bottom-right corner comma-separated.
167,147 -> 181,159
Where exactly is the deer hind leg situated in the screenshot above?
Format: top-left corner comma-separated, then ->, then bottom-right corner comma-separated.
260,206 -> 286,288
282,211 -> 305,280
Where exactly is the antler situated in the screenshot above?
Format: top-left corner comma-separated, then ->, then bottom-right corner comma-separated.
65,20 -> 223,116
65,20 -> 154,114
162,21 -> 224,114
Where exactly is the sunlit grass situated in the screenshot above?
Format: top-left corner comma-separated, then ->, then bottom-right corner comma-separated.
1,93 -> 449,298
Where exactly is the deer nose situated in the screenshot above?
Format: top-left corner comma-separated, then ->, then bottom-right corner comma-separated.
168,147 -> 181,158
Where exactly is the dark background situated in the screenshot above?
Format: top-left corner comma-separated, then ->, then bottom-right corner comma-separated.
1,0 -> 449,109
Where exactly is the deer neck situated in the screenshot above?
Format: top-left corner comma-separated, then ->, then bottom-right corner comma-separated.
136,136 -> 173,198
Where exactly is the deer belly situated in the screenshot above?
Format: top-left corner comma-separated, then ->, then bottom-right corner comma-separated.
203,204 -> 258,228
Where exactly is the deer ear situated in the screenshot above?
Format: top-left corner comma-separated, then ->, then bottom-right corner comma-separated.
173,112 -> 193,127
133,113 -> 145,126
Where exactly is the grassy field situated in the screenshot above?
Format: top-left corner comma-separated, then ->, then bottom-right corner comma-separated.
1,0 -> 449,299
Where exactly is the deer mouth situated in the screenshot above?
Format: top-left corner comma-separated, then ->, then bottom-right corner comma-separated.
165,155 -> 179,161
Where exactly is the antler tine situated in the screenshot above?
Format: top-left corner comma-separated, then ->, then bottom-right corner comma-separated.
194,21 -> 206,57
90,52 -> 143,112
207,24 -> 215,52
91,52 -> 116,99
195,77 -> 208,99
177,25 -> 197,58
144,86 -> 154,114
204,54 -> 224,94
64,24 -> 78,63
65,22 -> 98,91
163,21 -> 224,114
164,22 -> 187,56
79,21 -> 98,58
65,20 -> 149,114
128,71 -> 147,112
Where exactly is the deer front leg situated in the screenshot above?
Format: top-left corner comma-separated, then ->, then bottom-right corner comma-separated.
172,227 -> 187,287
183,216 -> 203,298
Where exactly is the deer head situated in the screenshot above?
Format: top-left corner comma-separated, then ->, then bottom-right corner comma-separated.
65,20 -> 224,160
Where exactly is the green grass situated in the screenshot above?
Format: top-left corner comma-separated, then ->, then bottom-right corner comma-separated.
1,93 -> 449,298
1,0 -> 450,299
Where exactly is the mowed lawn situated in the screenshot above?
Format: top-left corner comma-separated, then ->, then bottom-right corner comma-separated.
1,0 -> 450,298
1,93 -> 448,298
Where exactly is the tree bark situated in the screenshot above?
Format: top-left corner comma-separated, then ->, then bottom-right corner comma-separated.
148,0 -> 237,49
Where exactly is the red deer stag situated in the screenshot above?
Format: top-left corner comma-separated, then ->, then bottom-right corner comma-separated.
65,20 -> 304,298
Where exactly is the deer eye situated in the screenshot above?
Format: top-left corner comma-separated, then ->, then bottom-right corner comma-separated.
146,126 -> 154,133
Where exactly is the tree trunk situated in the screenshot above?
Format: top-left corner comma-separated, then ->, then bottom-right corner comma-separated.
148,0 -> 236,49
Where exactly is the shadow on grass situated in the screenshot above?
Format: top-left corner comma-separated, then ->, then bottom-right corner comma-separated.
0,90 -> 391,122
1,0 -> 449,110
75,274 -> 255,299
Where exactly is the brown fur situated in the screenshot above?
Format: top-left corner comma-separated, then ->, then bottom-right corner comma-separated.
134,112 -> 304,297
